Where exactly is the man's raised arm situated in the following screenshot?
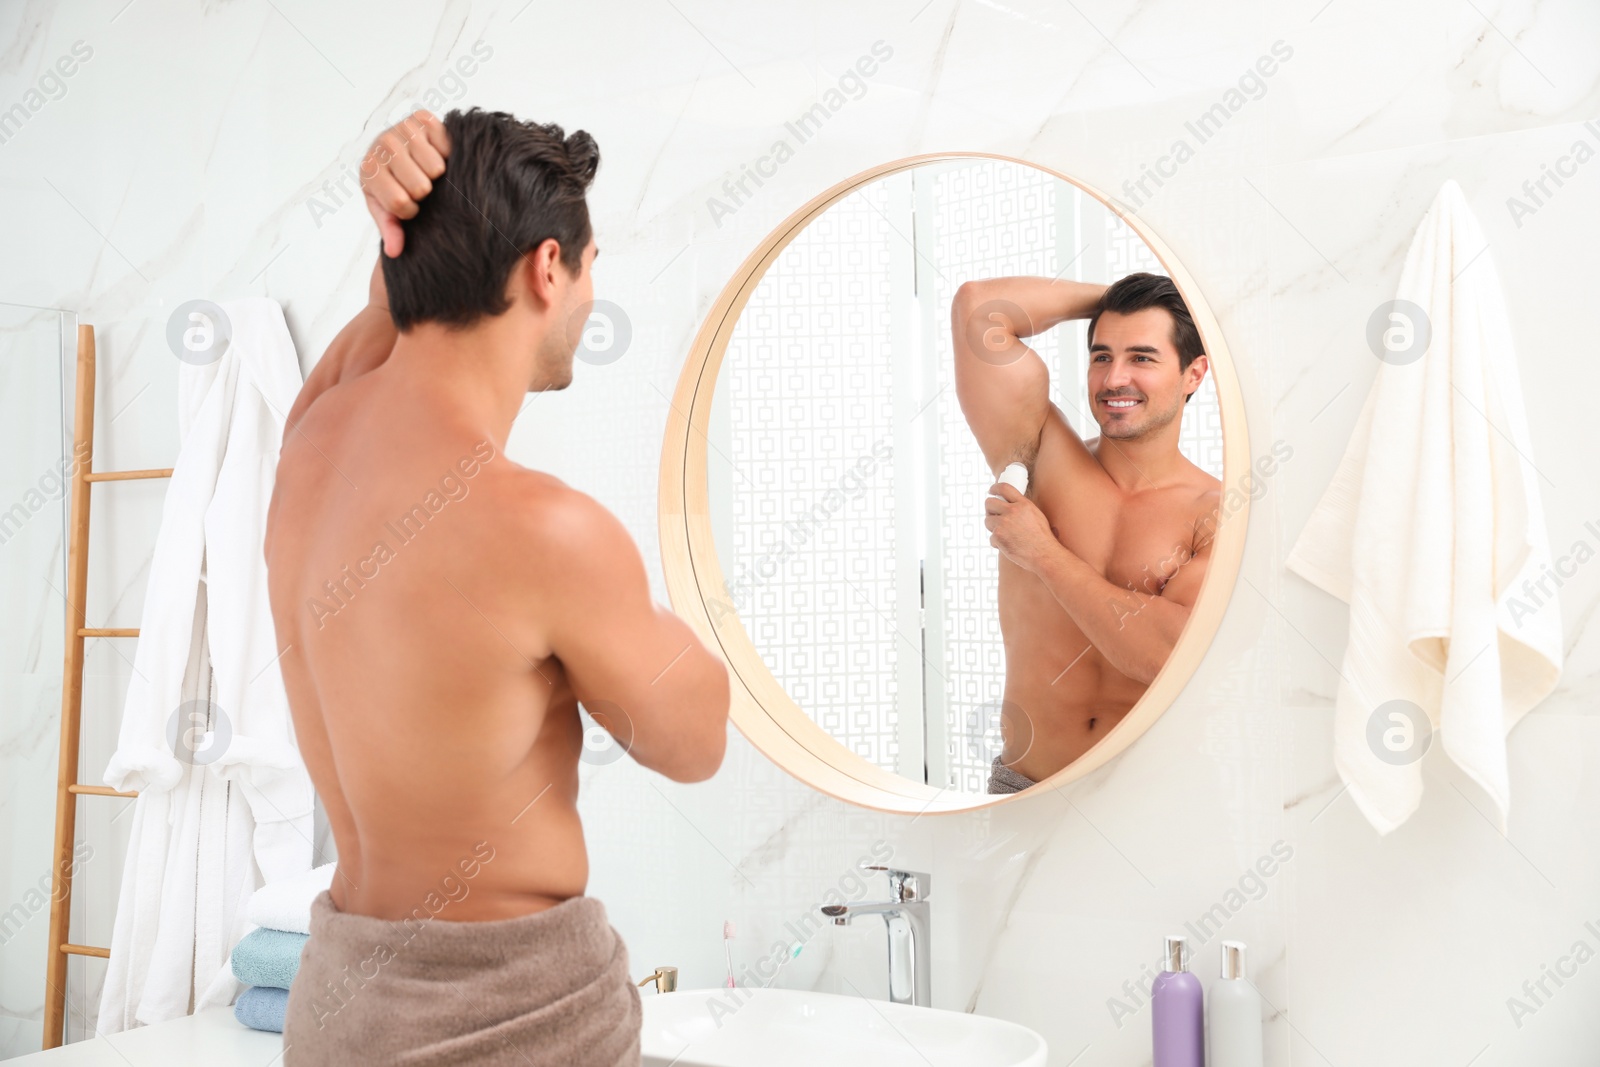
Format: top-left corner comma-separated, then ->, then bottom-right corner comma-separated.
285,112 -> 452,433
284,259 -> 398,431
950,277 -> 1106,475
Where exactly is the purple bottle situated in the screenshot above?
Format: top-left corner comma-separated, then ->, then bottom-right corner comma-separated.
1152,935 -> 1204,1067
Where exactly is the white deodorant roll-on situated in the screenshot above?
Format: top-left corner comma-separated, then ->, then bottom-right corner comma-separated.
997,462 -> 1029,495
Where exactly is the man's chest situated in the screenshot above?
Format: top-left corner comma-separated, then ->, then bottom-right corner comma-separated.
1031,483 -> 1200,595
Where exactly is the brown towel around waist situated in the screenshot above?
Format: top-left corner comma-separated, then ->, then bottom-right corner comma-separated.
282,889 -> 641,1066
987,754 -> 1037,794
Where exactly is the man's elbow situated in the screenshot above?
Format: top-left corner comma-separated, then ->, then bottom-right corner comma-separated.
1132,637 -> 1181,687
663,716 -> 728,783
669,726 -> 728,784
951,280 -> 987,324
661,663 -> 731,783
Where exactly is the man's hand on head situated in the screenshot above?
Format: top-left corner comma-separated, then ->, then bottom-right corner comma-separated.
286,113 -> 445,429
360,110 -> 451,257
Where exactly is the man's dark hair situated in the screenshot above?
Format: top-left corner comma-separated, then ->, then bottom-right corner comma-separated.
382,107 -> 600,331
1086,272 -> 1204,402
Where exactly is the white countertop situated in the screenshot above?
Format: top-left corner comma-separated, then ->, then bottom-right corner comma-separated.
10,1008 -> 282,1065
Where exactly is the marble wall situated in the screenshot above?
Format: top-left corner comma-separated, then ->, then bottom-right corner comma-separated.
1,0 -> 1597,1063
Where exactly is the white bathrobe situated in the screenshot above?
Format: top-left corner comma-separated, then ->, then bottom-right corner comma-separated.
1286,179 -> 1563,835
97,298 -> 313,1033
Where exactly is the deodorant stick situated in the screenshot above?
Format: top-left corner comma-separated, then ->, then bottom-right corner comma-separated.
996,462 -> 1029,495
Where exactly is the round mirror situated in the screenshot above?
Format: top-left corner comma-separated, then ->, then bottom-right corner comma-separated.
661,154 -> 1249,813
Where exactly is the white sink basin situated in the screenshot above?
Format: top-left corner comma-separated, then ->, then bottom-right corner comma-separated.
640,987 -> 1047,1067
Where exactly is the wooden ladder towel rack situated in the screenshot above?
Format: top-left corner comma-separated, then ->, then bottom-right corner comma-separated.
42,324 -> 174,1049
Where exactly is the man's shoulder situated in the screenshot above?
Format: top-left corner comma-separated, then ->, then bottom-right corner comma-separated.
492,467 -> 625,558
1192,469 -> 1222,502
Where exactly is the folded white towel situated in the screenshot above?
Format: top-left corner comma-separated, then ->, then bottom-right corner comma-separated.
246,862 -> 337,935
1286,178 -> 1563,835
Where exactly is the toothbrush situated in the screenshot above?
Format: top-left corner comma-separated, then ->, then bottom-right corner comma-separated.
722,921 -> 737,988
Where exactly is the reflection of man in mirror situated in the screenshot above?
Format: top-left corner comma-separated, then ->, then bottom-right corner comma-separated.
951,273 -> 1220,794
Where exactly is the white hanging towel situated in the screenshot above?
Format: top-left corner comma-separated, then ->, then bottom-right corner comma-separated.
1285,179 -> 1563,835
97,298 -> 313,1033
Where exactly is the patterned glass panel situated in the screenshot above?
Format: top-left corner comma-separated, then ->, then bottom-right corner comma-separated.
723,183 -> 902,770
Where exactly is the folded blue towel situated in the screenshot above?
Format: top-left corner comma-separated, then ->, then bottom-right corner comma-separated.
231,927 -> 308,989
234,985 -> 289,1033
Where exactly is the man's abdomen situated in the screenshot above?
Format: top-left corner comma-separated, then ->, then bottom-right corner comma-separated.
997,565 -> 1146,782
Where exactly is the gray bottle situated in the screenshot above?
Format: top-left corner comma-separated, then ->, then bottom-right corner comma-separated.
1207,941 -> 1264,1067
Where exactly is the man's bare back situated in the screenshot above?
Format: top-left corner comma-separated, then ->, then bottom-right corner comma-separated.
265,111 -> 728,927
955,273 -> 1219,785
267,368 -> 593,920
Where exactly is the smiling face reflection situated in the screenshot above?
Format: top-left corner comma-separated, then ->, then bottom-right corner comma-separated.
1090,307 -> 1198,441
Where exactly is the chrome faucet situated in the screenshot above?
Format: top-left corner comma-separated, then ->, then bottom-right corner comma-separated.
821,865 -> 931,1007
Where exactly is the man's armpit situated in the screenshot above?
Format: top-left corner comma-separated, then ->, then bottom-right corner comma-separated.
997,422 -> 1044,482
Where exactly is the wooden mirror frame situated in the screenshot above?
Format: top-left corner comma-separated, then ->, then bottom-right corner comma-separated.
659,152 -> 1250,814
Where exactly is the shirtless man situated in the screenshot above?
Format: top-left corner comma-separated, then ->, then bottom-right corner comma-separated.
952,272 -> 1219,793
264,109 -> 729,1064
